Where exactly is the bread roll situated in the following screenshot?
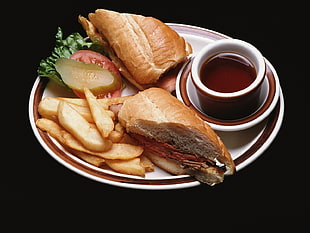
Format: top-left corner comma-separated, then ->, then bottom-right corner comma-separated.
118,88 -> 235,185
79,9 -> 192,90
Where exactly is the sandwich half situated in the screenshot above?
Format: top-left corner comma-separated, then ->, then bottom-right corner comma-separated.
118,88 -> 235,185
79,9 -> 192,90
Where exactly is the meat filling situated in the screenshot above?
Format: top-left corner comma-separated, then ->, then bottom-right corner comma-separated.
131,133 -> 226,172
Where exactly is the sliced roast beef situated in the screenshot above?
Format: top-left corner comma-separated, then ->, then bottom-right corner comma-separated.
131,133 -> 226,173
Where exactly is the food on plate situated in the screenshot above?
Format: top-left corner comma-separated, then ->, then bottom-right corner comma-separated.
38,9 -> 192,96
118,88 -> 235,185
55,58 -> 121,98
57,100 -> 112,152
37,28 -> 122,98
83,87 -> 115,138
37,95 -> 130,123
79,9 -> 192,90
69,50 -> 122,98
35,11 -> 234,185
36,88 -> 151,176
36,86 -> 234,184
105,158 -> 145,177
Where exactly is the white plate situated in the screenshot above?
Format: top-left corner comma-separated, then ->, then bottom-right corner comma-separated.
29,24 -> 284,190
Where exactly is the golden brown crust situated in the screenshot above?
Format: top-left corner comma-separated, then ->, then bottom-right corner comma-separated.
79,9 -> 192,88
118,88 -> 235,175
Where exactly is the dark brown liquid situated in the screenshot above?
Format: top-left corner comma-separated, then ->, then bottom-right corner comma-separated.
200,53 -> 256,93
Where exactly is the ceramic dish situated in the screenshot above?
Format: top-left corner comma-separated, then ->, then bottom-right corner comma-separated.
29,24 -> 284,190
176,58 -> 280,131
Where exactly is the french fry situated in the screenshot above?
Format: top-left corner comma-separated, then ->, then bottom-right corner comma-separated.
36,93 -> 154,177
57,100 -> 112,152
105,158 -> 145,177
68,104 -> 94,122
36,118 -> 143,160
108,122 -> 125,142
38,97 -> 60,120
84,87 -> 114,138
99,143 -> 143,159
114,122 -> 124,134
108,130 -> 123,143
36,118 -> 67,144
58,95 -> 131,110
62,132 -> 143,159
57,97 -> 88,107
38,97 -> 94,122
140,154 -> 154,172
67,148 -> 105,167
39,95 -> 132,121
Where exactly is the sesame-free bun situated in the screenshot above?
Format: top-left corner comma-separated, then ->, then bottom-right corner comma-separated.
79,9 -> 192,90
118,88 -> 235,185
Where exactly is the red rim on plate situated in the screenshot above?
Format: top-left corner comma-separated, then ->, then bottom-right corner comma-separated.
29,24 -> 283,189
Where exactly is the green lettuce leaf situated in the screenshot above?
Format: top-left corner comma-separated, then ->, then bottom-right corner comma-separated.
37,27 -> 106,87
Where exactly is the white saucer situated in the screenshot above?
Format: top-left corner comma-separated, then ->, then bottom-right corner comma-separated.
176,58 -> 280,131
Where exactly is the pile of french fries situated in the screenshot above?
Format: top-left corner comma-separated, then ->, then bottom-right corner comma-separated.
36,87 -> 154,176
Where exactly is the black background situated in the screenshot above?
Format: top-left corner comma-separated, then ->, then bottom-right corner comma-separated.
5,1 -> 307,231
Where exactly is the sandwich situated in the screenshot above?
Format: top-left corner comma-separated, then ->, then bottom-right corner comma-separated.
118,88 -> 235,185
79,9 -> 192,91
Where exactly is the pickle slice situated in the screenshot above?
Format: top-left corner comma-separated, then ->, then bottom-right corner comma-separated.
55,58 -> 121,95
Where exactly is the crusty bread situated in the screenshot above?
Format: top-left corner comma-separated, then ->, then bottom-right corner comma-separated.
118,88 -> 235,183
79,9 -> 192,89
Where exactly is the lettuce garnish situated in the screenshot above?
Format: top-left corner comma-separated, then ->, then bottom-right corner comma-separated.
37,27 -> 106,86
